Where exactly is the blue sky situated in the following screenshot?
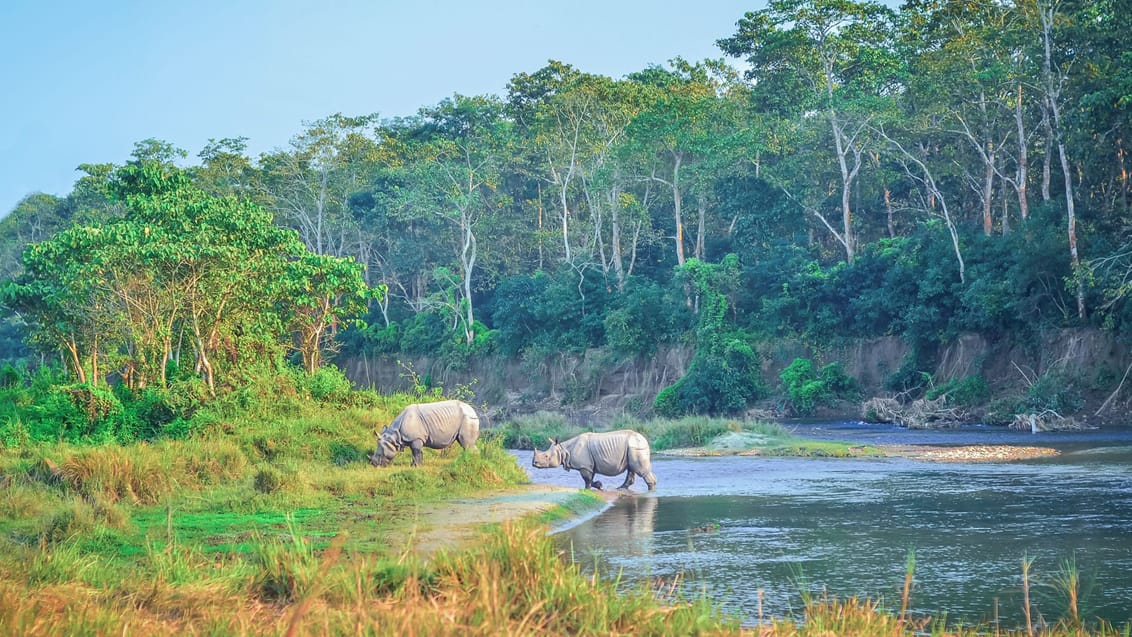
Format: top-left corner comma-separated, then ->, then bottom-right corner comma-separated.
0,0 -> 756,218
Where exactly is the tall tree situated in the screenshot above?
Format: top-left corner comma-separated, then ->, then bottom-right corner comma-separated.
259,114 -> 380,259
720,0 -> 899,262
392,96 -> 511,345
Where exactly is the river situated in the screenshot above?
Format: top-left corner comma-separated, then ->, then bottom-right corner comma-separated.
511,421 -> 1132,628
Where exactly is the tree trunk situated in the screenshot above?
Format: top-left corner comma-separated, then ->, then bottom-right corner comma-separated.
671,153 -> 686,266
695,196 -> 706,260
460,214 -> 478,345
1038,0 -> 1085,320
1015,83 -> 1030,221
609,182 -> 625,290
982,145 -> 996,236
884,188 -> 895,238
1040,101 -> 1053,201
64,336 -> 86,384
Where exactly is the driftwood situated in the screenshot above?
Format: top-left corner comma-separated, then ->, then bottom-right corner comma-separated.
862,396 -> 969,429
1009,410 -> 1095,432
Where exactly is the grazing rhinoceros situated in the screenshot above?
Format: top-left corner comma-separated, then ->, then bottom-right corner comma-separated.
532,430 -> 657,491
369,400 -> 480,467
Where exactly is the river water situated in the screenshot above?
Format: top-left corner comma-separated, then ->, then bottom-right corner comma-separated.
512,422 -> 1132,628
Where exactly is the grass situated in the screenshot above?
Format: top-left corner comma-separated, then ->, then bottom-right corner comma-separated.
0,388 -> 1125,636
0,390 -> 749,635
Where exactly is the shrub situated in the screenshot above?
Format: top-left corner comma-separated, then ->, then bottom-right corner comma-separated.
0,363 -> 21,389
779,357 -> 858,416
1022,372 -> 1084,414
492,412 -> 575,450
654,352 -> 763,417
926,374 -> 990,408
302,366 -> 354,402
253,465 -> 283,494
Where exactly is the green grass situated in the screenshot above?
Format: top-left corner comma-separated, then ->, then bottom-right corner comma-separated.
0,388 -> 1120,636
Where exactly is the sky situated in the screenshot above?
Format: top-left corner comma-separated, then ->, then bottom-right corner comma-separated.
0,0 -> 758,218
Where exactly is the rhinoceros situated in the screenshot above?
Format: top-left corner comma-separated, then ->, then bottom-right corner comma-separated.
532,430 -> 657,491
369,400 -> 480,467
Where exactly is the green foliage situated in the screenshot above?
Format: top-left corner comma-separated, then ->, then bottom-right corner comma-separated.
1022,372 -> 1085,415
926,375 -> 990,408
299,366 -> 354,402
604,277 -> 693,357
656,256 -> 765,416
2,160 -> 371,397
0,368 -> 214,446
0,364 -> 20,389
492,412 -> 576,450
488,270 -> 611,357
640,416 -> 737,450
779,358 -> 859,416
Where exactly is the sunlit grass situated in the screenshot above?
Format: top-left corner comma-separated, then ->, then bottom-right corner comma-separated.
0,393 -> 1124,636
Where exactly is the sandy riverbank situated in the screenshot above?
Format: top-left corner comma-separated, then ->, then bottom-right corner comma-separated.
399,484 -> 615,556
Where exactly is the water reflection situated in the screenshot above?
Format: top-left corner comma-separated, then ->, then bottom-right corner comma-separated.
518,432 -> 1132,628
568,495 -> 658,561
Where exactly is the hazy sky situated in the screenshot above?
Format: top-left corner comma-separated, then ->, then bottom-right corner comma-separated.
0,0 -> 758,218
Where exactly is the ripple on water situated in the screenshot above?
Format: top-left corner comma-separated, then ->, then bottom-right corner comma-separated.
545,431 -> 1132,627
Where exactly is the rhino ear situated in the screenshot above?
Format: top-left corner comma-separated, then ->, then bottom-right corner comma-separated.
548,437 -> 557,446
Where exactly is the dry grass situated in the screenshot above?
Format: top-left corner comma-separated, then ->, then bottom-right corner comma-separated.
0,521 -> 745,636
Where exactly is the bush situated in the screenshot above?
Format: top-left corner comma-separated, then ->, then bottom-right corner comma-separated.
779,358 -> 859,416
654,353 -> 763,417
27,384 -> 124,444
1022,372 -> 1084,414
926,374 -> 990,408
253,466 -> 284,494
302,366 -> 354,402
0,363 -> 21,389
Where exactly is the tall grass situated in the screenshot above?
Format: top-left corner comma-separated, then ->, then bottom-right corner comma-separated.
1,389 -> 1125,636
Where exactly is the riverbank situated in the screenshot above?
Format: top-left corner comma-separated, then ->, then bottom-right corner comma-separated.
408,484 -> 611,556
421,437 -> 1062,560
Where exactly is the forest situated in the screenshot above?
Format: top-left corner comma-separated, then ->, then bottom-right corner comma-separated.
2,0 -> 1131,434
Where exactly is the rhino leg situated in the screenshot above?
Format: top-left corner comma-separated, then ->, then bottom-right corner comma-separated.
618,472 -> 636,490
580,470 -> 601,490
408,440 -> 425,466
643,471 -> 657,491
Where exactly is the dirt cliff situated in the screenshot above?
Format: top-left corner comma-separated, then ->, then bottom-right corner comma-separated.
340,328 -> 1131,423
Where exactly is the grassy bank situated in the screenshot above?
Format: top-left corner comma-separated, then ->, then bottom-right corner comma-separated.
0,388 -> 751,635
1,389 -> 1125,635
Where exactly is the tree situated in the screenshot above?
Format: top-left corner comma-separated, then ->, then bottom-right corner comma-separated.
3,160 -> 372,391
1016,0 -> 1087,320
259,114 -> 381,259
392,96 -> 511,345
720,0 -> 899,262
282,252 -> 375,373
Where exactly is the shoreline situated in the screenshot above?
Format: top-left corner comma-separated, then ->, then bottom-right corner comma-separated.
418,440 -> 1062,555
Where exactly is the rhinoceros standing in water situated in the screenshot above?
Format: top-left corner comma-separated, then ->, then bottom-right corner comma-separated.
370,400 -> 480,467
532,430 -> 657,491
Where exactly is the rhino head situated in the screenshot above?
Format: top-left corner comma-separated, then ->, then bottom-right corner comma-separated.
532,438 -> 564,469
369,432 -> 399,467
